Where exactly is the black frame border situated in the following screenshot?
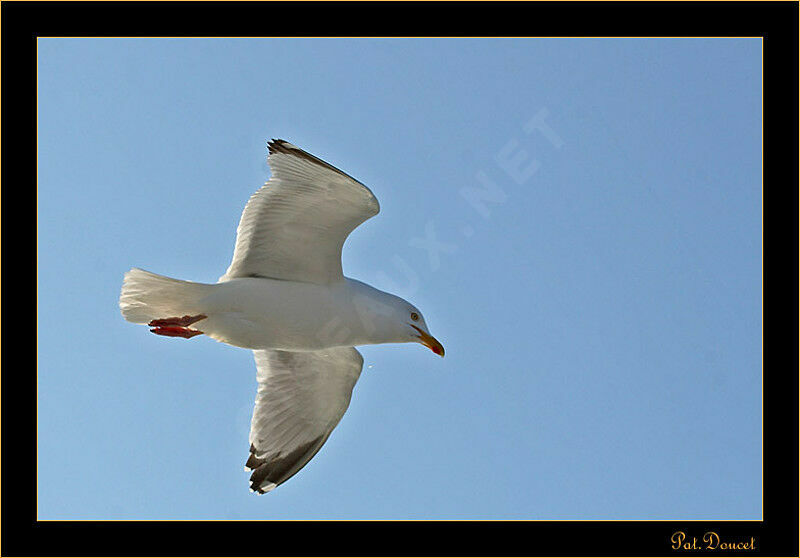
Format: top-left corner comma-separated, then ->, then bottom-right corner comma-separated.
4,1 -> 797,556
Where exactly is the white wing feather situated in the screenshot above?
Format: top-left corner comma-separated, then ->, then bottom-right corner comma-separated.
246,347 -> 363,493
221,140 -> 380,284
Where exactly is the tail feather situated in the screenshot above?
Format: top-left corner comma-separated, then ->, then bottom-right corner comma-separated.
119,268 -> 214,324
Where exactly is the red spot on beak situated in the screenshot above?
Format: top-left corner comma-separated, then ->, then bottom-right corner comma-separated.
410,324 -> 445,358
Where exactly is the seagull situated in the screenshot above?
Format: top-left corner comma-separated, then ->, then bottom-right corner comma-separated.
119,139 -> 444,494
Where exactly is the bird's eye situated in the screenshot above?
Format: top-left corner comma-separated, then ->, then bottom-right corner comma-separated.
410,312 -> 419,321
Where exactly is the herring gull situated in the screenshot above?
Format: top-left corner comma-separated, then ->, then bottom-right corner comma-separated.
119,139 -> 444,493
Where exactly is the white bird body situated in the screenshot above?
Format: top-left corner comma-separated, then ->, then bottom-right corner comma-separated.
119,139 -> 443,493
124,274 -> 421,351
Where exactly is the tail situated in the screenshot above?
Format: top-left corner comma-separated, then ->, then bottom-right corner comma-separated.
119,268 -> 215,324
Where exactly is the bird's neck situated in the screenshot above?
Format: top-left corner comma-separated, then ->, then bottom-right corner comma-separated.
340,278 -> 409,346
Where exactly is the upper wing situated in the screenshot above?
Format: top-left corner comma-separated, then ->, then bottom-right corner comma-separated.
220,140 -> 380,284
246,347 -> 363,493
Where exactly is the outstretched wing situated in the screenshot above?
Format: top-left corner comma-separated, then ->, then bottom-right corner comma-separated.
221,140 -> 380,284
246,347 -> 363,493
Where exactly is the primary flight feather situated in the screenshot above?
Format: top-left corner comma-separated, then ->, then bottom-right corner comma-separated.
119,139 -> 444,493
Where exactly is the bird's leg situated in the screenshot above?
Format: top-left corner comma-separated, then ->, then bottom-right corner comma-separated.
148,314 -> 207,327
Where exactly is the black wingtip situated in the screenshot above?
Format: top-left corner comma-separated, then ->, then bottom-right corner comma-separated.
267,138 -> 291,155
264,138 -> 369,188
249,480 -> 267,494
249,464 -> 275,494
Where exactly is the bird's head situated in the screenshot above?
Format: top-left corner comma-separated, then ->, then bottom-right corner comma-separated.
352,283 -> 444,357
404,307 -> 444,357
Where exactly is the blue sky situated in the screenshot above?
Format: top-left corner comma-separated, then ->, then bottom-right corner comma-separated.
37,38 -> 761,520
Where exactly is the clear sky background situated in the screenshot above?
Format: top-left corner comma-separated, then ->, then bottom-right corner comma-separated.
37,38 -> 761,520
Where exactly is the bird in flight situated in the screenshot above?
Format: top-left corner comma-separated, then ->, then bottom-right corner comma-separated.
119,139 -> 444,493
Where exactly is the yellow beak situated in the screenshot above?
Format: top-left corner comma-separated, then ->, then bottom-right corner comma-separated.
410,324 -> 445,357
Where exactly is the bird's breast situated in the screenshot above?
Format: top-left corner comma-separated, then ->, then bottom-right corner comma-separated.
196,277 -> 365,350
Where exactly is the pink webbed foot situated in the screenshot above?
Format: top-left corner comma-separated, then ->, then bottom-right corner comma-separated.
150,325 -> 204,339
148,315 -> 207,339
148,314 -> 207,328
